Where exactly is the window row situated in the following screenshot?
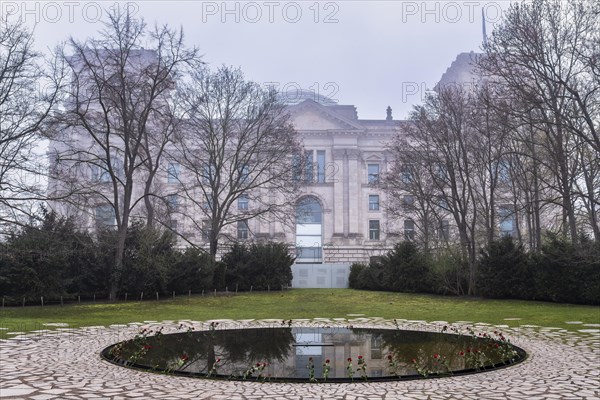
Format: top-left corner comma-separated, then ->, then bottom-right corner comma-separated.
166,161 -> 251,185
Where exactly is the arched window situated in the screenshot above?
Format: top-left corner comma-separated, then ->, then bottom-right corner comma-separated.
295,196 -> 322,262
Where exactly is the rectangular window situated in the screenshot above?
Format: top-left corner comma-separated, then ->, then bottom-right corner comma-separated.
439,219 -> 450,241
369,220 -> 380,240
438,196 -> 448,211
401,165 -> 413,184
202,220 -> 212,241
203,162 -> 214,184
166,194 -> 178,211
93,156 -> 123,183
167,162 -> 180,184
368,164 -> 380,184
95,204 -> 115,228
316,150 -> 326,183
497,160 -> 511,183
371,335 -> 382,359
402,195 -> 414,209
202,193 -> 213,211
304,151 -> 314,183
99,166 -> 110,183
112,156 -> 123,179
238,194 -> 249,210
404,219 -> 415,241
240,164 -> 250,184
498,206 -> 515,236
436,164 -> 447,181
292,153 -> 302,182
90,165 -> 101,182
237,220 -> 249,240
369,195 -> 380,211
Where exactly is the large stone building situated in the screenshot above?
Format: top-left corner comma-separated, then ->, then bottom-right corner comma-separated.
283,95 -> 405,265
49,50 -> 524,288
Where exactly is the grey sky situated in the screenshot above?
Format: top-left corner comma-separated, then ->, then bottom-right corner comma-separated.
3,0 -> 512,119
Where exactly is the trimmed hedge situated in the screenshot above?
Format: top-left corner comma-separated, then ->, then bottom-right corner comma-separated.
476,236 -> 532,299
220,242 -> 294,291
348,242 -> 436,294
349,236 -> 600,305
0,213 -> 295,302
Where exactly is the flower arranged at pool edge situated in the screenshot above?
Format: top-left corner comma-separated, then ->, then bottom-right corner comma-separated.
208,358 -> 221,377
433,353 -> 451,373
346,357 -> 354,379
242,362 -> 269,380
175,353 -> 189,369
357,355 -> 367,380
387,353 -> 400,376
322,359 -> 331,380
306,357 -> 316,382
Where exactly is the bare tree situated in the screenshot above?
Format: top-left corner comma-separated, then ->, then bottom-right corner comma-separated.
47,7 -> 200,299
385,144 -> 446,252
0,16 -> 65,231
171,65 -> 301,258
478,0 -> 600,242
389,88 -> 481,295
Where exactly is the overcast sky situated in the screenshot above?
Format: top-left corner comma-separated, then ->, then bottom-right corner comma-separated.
4,0 -> 513,119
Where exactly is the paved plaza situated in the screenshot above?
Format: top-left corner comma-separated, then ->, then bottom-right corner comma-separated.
1,318 -> 599,399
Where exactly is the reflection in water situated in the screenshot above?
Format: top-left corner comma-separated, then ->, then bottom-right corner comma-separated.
103,326 -> 525,382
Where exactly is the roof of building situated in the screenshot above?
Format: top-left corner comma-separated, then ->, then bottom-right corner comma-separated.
434,51 -> 483,92
278,89 -> 338,106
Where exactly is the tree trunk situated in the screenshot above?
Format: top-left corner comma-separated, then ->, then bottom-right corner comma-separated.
144,179 -> 155,228
109,225 -> 128,301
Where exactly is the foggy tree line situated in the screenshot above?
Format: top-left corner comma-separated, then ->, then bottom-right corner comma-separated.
386,0 -> 599,295
1,7 -> 301,299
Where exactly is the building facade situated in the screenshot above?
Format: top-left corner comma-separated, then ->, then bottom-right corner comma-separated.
49,51 -> 540,279
282,98 -> 404,264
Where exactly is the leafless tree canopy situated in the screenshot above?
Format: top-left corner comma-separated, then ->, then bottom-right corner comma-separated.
47,7 -> 200,298
478,0 -> 600,242
386,0 -> 599,295
0,16 -> 65,231
171,65 -> 302,257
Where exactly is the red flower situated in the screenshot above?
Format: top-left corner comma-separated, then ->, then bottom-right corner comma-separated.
309,357 -> 313,361
387,354 -> 393,360
256,362 -> 261,367
433,353 -> 439,359
216,358 -> 221,363
358,356 -> 363,359
325,359 -> 330,364
143,345 -> 153,349
466,348 -> 471,353
347,357 -> 352,362
459,351 -> 464,356
180,354 -> 189,361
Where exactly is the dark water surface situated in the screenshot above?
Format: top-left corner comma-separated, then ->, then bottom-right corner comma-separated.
102,326 -> 526,382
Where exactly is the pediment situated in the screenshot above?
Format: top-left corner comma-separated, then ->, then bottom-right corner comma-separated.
287,100 -> 364,132
364,152 -> 384,161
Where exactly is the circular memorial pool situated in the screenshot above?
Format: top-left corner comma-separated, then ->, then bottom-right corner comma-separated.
101,325 -> 526,382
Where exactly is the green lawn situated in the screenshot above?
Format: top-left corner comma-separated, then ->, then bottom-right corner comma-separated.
1,289 -> 598,339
